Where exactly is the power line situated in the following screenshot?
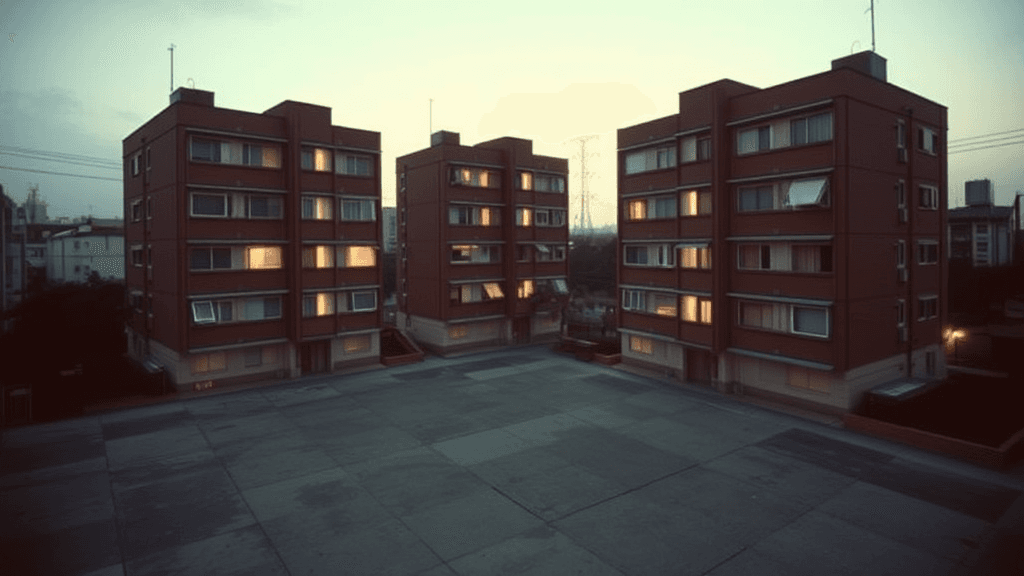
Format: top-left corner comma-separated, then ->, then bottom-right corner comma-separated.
948,128 -> 1024,144
0,151 -> 122,171
948,139 -> 1024,155
948,134 -> 1024,150
0,145 -> 121,167
0,165 -> 122,182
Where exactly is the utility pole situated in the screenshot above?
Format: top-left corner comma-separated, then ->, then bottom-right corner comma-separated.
570,135 -> 599,235
168,44 -> 175,93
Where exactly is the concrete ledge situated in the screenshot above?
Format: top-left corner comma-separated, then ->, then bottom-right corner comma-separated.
844,413 -> 1024,470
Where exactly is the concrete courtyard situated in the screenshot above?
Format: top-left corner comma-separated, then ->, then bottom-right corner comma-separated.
2,345 -> 1023,575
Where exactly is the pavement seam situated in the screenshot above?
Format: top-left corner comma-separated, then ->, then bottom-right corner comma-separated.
101,419 -> 130,576
700,545 -> 748,575
194,416 -> 295,576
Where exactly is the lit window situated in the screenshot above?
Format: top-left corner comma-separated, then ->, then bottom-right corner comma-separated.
302,245 -> 335,268
681,191 -> 698,216
344,335 -> 371,353
517,279 -> 535,299
450,245 -> 500,264
452,167 -> 500,188
626,196 -> 676,220
303,292 -> 335,317
699,299 -> 712,325
246,246 -> 282,270
301,148 -> 332,171
652,293 -> 677,317
340,246 -> 376,268
191,351 -> 226,374
629,336 -> 653,354
302,197 -> 333,220
516,207 -> 533,227
681,295 -> 698,322
483,283 -> 504,299
519,172 -> 533,190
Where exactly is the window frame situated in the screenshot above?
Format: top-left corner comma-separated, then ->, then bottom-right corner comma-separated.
791,306 -> 830,338
917,295 -> 938,321
916,240 -> 939,265
340,198 -> 377,222
918,185 -> 939,210
190,193 -> 229,218
301,196 -> 334,220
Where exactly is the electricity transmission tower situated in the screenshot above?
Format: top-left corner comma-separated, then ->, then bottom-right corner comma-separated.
570,134 -> 599,235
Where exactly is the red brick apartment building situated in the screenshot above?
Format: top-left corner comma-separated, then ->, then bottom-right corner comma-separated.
123,88 -> 382,391
617,52 -> 947,414
396,132 -> 569,354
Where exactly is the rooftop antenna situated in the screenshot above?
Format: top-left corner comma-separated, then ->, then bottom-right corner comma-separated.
429,98 -> 433,136
865,1 -> 876,52
168,44 -> 175,93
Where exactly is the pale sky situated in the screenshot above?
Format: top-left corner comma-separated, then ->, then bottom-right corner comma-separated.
1,0 -> 1022,227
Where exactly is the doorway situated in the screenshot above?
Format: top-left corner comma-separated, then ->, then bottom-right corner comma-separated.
300,341 -> 330,375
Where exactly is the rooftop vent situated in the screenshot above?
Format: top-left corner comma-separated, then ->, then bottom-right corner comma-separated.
430,131 -> 460,147
831,51 -> 887,82
170,87 -> 215,107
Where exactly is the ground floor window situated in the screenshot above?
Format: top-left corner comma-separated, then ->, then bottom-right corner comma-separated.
629,335 -> 653,355
192,351 -> 227,374
343,335 -> 371,354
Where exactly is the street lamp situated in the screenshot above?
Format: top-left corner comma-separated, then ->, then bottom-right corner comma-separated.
950,329 -> 966,362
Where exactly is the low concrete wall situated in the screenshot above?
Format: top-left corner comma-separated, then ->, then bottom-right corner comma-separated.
844,413 -> 1024,470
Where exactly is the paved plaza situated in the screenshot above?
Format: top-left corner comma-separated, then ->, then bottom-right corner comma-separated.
2,346 -> 1023,575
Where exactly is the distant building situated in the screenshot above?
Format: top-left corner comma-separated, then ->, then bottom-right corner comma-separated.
381,206 -> 397,253
46,224 -> 125,283
948,179 -> 1017,267
396,132 -> 569,354
123,87 -> 383,392
616,52 -> 947,414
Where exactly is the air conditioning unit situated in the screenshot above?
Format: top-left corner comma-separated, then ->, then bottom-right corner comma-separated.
898,207 -> 908,223
898,268 -> 908,283
898,148 -> 908,163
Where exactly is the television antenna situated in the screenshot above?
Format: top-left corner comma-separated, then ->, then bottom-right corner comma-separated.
168,44 -> 176,93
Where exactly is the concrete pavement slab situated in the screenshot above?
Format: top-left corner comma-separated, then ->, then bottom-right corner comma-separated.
213,427 -> 337,490
125,524 -> 288,576
447,524 -> 624,576
101,407 -> 193,441
702,445 -> 858,509
433,427 -> 535,466
198,410 -> 302,447
469,445 -> 627,521
553,489 -> 744,576
0,454 -> 107,490
317,422 -> 425,465
565,402 -> 649,429
260,380 -> 343,408
543,425 -> 697,487
0,517 -> 121,576
817,480 -> 990,562
241,467 -> 371,523
634,466 -> 811,546
400,486 -> 545,561
703,548 -> 795,576
344,446 -> 492,517
264,509 -> 441,575
185,391 -> 276,420
114,464 -> 256,561
104,423 -> 212,473
0,430 -> 106,475
1,470 -> 114,535
502,413 -> 591,445
77,564 -> 127,576
859,457 -> 1022,523
757,427 -> 895,478
749,510 -> 955,576
617,415 -> 752,462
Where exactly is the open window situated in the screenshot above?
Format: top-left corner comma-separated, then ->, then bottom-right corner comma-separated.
786,178 -> 829,207
191,301 -> 216,324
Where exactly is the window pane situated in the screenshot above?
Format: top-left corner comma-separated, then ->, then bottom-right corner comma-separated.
244,299 -> 264,320
698,191 -> 712,215
344,246 -> 376,267
757,188 -> 774,210
264,297 -> 281,318
700,299 -> 712,324
681,137 -> 697,162
193,194 -> 226,216
681,295 -> 698,322
680,247 -> 697,269
739,190 -> 757,211
682,191 -> 697,216
351,291 -> 376,311
262,146 -> 281,168
247,246 -> 282,269
793,307 -> 827,335
791,118 -> 807,145
808,113 -> 832,143
191,248 -> 211,270
625,152 -> 645,174
212,248 -> 232,269
316,292 -> 334,316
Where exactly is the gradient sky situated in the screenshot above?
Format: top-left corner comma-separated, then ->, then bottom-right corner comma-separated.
1,0 -> 1022,226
